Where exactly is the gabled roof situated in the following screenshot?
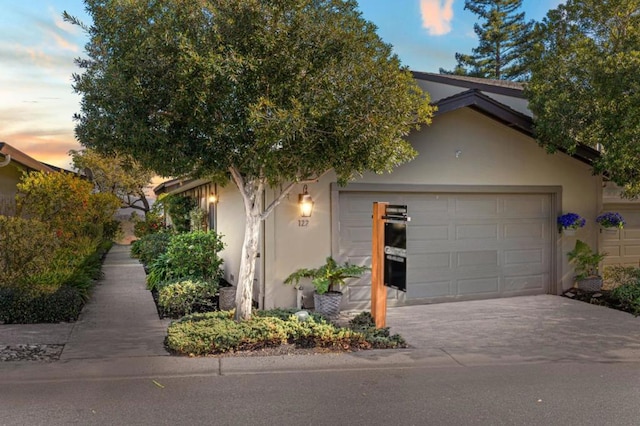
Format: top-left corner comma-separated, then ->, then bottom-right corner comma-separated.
0,142 -> 55,173
412,71 -> 526,99
432,89 -> 600,166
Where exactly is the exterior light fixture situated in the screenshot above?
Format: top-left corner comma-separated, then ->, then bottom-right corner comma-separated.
298,184 -> 314,217
208,193 -> 218,204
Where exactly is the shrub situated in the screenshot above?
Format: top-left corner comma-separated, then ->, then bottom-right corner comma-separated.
189,208 -> 208,232
604,266 -> 640,290
348,311 -> 407,349
146,253 -> 172,291
157,279 -> 219,318
164,231 -> 225,282
133,231 -> 172,267
164,195 -> 198,233
166,309 -> 374,355
0,216 -> 59,288
133,210 -> 165,237
611,282 -> 640,316
0,286 -> 84,324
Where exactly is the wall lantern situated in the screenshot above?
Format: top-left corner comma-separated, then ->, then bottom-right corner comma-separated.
208,193 -> 218,204
298,184 -> 314,217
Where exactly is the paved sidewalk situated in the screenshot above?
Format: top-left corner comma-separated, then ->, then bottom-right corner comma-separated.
60,244 -> 170,360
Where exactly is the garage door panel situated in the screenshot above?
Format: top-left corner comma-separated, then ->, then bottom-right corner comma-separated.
411,225 -> 449,241
504,248 -> 543,265
339,191 -> 552,308
624,245 -> 640,256
456,250 -> 498,267
456,224 -> 498,240
454,198 -> 498,217
407,280 -> 453,299
410,197 -> 449,212
504,275 -> 546,292
458,277 -> 500,295
504,222 -> 546,239
623,229 -> 640,239
503,196 -> 549,217
411,252 -> 451,268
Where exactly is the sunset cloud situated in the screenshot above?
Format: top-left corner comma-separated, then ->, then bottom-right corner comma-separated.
420,0 -> 455,36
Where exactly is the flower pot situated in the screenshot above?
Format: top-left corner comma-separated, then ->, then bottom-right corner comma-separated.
313,291 -> 343,317
562,228 -> 576,236
576,276 -> 603,292
218,286 -> 236,311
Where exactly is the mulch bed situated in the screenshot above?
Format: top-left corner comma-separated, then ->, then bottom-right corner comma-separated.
562,287 -> 636,315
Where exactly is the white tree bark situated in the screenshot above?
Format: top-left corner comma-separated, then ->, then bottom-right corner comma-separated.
229,166 -> 327,320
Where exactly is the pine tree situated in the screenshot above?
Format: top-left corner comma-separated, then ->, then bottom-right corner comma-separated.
440,0 -> 534,81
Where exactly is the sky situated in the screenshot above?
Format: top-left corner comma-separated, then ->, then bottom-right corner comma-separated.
0,0 -> 563,169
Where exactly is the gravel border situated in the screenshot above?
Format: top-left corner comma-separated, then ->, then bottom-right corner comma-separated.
0,344 -> 64,362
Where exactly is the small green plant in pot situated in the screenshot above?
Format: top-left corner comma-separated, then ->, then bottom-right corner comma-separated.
567,239 -> 607,291
284,257 -> 368,317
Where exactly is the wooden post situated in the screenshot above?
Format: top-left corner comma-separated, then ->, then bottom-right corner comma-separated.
371,202 -> 387,329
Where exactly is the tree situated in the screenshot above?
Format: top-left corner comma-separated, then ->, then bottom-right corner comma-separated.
440,0 -> 534,81
68,0 -> 434,320
526,0 -> 640,197
71,148 -> 154,213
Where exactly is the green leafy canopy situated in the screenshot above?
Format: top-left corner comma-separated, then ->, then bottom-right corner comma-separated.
526,0 -> 640,197
70,0 -> 434,186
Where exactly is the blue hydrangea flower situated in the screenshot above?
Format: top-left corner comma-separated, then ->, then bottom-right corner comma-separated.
557,212 -> 586,230
596,212 -> 625,229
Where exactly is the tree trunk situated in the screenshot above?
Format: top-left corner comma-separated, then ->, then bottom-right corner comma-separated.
235,207 -> 261,320
228,166 -> 319,320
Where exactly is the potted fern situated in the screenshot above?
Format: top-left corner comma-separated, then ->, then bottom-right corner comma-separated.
567,239 -> 607,291
284,257 -> 368,317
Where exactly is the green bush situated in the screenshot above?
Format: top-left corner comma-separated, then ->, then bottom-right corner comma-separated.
133,211 -> 165,237
157,279 -> 219,318
132,231 -> 172,267
166,309 -> 374,355
0,286 -> 84,324
348,312 -> 407,349
165,195 -> 198,233
604,266 -> 640,289
146,253 -> 173,291
0,216 -> 59,288
163,231 -> 225,282
611,282 -> 640,316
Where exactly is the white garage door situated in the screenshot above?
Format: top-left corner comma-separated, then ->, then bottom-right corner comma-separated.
601,206 -> 640,269
338,191 -> 553,309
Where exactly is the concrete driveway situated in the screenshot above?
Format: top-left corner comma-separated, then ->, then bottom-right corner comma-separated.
385,295 -> 640,365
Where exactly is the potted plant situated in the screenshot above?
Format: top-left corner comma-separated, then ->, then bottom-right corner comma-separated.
284,257 -> 368,317
567,239 -> 607,291
557,212 -> 585,236
596,212 -> 625,233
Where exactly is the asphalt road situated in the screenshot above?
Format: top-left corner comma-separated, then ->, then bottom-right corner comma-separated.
2,361 -> 639,426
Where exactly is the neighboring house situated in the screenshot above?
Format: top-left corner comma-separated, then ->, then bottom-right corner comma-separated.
154,72 -> 639,311
0,142 -> 55,215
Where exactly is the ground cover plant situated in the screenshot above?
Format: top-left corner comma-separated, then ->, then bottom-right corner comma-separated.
563,265 -> 640,316
166,309 -> 407,356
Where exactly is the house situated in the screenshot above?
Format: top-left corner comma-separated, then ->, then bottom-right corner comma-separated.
0,142 -> 55,215
155,72 -> 638,310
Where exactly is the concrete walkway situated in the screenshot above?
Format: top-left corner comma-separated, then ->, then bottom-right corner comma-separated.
1,244 -> 639,382
60,245 -> 170,360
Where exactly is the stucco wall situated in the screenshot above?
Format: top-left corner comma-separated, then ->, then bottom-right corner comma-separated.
259,107 -> 600,308
217,182 -> 247,289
